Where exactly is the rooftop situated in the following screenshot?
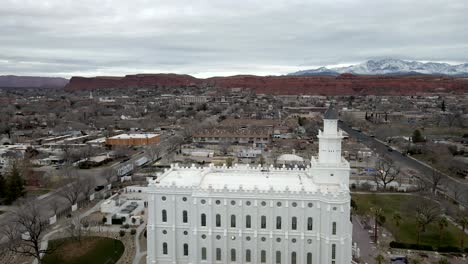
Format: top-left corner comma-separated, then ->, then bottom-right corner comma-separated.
154,164 -> 344,193
109,133 -> 160,139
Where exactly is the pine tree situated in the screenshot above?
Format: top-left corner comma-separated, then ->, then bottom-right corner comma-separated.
5,162 -> 25,204
0,174 -> 6,198
441,100 -> 446,112
412,129 -> 424,143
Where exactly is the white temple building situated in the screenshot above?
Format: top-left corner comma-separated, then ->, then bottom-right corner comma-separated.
147,105 -> 352,264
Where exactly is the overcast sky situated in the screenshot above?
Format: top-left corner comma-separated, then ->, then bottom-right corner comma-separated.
1,0 -> 467,78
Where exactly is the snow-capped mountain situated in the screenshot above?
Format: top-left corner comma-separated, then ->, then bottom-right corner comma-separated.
289,59 -> 468,76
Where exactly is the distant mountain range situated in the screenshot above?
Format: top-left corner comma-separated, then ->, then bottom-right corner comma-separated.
289,58 -> 468,76
0,75 -> 69,88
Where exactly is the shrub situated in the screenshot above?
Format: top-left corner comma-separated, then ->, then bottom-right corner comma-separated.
438,246 -> 461,253
123,224 -> 130,229
119,230 -> 125,237
102,216 -> 107,224
389,241 -> 433,251
130,229 -> 136,235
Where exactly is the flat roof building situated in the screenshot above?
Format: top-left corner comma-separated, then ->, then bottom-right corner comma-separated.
106,133 -> 160,146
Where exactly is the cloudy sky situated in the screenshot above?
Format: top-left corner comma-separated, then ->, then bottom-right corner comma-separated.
1,0 -> 467,78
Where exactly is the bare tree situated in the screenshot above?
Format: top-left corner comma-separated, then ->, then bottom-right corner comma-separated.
3,201 -> 57,263
102,167 -> 115,185
81,177 -> 96,200
219,140 -> 231,155
167,135 -> 183,153
430,169 -> 445,194
66,216 -> 88,244
57,168 -> 84,207
145,143 -> 164,162
374,158 -> 400,190
49,200 -> 60,216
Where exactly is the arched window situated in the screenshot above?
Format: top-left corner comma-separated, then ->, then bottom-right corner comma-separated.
275,251 -> 281,264
201,213 -> 206,226
183,243 -> 189,256
261,250 -> 267,263
332,222 -> 337,235
216,214 -> 221,227
216,248 -> 221,261
307,253 -> 312,264
162,210 -> 167,222
332,244 -> 336,260
162,242 -> 168,255
291,217 -> 297,230
291,252 -> 297,264
231,249 -> 236,262
276,216 -> 282,230
246,215 -> 251,228
307,217 -> 313,231
261,215 -> 266,229
182,210 -> 188,223
201,247 -> 207,260
230,215 -> 236,228
246,249 -> 251,262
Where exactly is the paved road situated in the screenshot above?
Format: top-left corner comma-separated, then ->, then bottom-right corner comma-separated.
340,122 -> 468,206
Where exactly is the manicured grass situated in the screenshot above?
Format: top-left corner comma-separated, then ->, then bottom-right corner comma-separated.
352,193 -> 468,249
42,236 -> 124,264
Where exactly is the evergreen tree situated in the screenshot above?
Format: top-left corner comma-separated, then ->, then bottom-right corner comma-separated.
5,161 -> 25,204
441,100 -> 446,112
412,129 -> 425,143
0,174 -> 6,198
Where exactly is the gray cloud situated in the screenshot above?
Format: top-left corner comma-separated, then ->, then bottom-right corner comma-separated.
0,0 -> 467,78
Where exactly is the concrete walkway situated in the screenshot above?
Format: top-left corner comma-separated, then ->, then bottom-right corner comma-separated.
132,223 -> 147,264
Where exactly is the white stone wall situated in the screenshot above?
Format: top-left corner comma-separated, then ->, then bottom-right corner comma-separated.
147,187 -> 352,264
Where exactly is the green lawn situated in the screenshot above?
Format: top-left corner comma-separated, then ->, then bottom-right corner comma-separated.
42,236 -> 124,264
352,193 -> 468,249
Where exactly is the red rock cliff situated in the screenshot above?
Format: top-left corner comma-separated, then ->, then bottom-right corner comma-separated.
65,73 -> 468,95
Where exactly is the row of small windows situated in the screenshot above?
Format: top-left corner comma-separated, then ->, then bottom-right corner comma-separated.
162,210 -> 337,234
160,197 -> 317,208
162,230 -> 315,244
162,243 -> 337,264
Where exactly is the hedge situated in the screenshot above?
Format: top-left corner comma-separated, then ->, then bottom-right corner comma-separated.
390,241 -> 468,253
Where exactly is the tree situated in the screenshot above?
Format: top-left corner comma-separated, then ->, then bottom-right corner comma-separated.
438,259 -> 450,264
412,129 -> 424,143
412,200 -> 441,245
430,169 -> 445,194
57,168 -> 84,207
5,161 -> 26,204
67,216 -> 88,244
437,217 -> 448,249
81,177 -> 95,200
375,254 -> 385,264
441,100 -> 446,112
393,213 -> 402,238
102,167 -> 115,185
49,200 -> 60,216
374,158 -> 400,190
3,201 -> 57,263
456,212 -> 468,249
370,207 -> 384,243
145,143 -> 163,162
0,174 -> 6,199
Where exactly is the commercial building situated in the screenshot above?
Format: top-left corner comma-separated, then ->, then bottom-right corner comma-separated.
147,105 -> 352,264
106,133 -> 160,146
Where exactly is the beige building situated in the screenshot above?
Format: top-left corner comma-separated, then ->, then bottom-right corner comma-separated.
106,133 -> 160,146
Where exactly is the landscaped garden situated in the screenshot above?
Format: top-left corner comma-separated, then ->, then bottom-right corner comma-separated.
42,236 -> 124,264
352,193 -> 468,252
